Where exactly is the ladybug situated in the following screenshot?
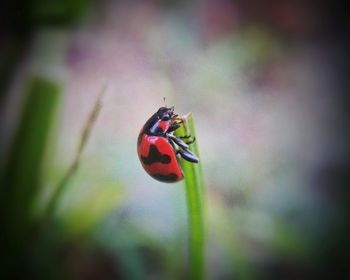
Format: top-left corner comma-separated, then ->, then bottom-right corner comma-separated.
137,106 -> 199,183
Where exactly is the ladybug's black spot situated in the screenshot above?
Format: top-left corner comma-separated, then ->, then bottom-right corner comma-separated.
152,173 -> 179,182
141,144 -> 171,165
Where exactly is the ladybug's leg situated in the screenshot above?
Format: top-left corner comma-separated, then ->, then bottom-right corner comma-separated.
168,137 -> 177,150
184,136 -> 196,145
166,124 -> 181,134
168,135 -> 199,163
178,135 -> 196,145
177,149 -> 199,163
166,123 -> 195,145
168,117 -> 195,144
168,134 -> 189,149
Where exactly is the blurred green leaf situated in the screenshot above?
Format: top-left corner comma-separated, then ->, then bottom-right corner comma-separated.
31,0 -> 92,25
63,181 -> 124,236
0,77 -> 62,275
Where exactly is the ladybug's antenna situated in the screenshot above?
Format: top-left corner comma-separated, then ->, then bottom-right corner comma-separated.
163,97 -> 167,107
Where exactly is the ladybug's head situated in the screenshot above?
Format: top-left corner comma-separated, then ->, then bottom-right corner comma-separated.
142,106 -> 175,135
157,106 -> 175,121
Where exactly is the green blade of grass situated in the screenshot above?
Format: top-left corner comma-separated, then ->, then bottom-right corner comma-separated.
0,77 -> 62,274
175,113 -> 205,280
1,77 -> 62,229
45,86 -> 105,220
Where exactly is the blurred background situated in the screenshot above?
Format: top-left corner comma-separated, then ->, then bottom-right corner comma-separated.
1,0 -> 349,279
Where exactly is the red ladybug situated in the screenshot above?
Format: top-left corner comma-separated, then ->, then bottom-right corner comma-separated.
137,106 -> 199,183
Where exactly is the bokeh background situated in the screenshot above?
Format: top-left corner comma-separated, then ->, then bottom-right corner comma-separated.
1,0 -> 349,279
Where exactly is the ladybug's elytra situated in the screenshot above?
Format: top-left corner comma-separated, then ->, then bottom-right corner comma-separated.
137,106 -> 199,183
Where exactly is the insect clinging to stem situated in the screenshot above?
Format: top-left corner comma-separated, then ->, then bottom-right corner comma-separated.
137,105 -> 199,183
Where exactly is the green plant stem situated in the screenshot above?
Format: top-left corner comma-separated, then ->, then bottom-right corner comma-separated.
175,114 -> 205,280
45,87 -> 104,220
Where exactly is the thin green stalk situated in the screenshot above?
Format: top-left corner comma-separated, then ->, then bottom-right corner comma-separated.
175,114 -> 205,280
45,86 -> 105,220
